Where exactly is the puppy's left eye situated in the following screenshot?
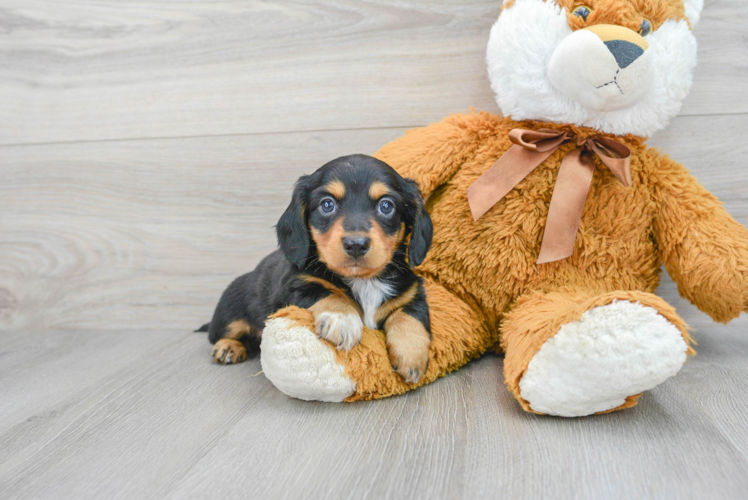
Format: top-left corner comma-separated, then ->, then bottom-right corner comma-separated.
320,198 -> 336,214
378,199 -> 394,216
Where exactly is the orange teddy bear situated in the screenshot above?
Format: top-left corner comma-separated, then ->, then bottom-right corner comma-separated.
259,0 -> 747,417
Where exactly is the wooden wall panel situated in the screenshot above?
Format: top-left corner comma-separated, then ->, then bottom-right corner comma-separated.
0,0 -> 745,146
2,114 -> 748,331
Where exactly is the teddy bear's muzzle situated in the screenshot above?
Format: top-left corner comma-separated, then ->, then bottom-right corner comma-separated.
547,24 -> 652,113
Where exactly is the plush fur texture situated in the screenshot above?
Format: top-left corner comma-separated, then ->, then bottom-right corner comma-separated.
260,314 -> 357,402
259,0 -> 747,416
682,0 -> 704,25
488,0 -> 697,136
518,300 -> 689,416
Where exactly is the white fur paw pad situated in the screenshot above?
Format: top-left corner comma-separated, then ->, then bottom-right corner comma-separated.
519,300 -> 689,417
260,317 -> 356,402
315,312 -> 364,351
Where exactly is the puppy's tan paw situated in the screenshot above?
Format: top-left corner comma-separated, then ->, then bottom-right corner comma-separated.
315,311 -> 363,351
385,310 -> 431,384
212,338 -> 247,365
388,339 -> 429,384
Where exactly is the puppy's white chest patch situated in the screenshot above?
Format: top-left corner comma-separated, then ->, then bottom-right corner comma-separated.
345,278 -> 394,329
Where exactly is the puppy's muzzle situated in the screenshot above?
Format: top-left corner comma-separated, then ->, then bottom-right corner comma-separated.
548,24 -> 651,112
343,236 -> 371,258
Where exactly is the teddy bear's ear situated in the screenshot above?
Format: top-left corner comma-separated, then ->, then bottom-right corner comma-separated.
682,0 -> 704,26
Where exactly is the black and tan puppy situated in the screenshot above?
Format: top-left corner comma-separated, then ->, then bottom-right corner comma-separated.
200,154 -> 433,383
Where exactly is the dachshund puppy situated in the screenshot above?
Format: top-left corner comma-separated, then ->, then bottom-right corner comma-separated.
200,154 -> 434,383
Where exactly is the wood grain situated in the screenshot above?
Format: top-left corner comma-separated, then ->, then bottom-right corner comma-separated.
0,0 -> 745,146
1,328 -> 747,499
3,114 -> 748,331
1,1 -> 748,497
0,127 -> 406,330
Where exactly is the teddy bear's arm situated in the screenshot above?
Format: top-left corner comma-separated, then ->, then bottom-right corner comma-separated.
374,115 -> 482,197
651,153 -> 748,323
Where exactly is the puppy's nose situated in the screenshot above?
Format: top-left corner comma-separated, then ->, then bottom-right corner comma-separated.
343,236 -> 370,258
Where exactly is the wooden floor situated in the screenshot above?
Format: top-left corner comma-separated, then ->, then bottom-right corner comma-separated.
0,321 -> 747,499
2,1 -> 748,498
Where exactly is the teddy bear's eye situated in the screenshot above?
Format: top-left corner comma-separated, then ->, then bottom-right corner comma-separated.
573,6 -> 591,21
638,18 -> 653,37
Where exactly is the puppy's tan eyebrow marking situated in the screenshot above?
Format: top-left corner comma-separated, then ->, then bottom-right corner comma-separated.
325,180 -> 346,199
369,181 -> 390,200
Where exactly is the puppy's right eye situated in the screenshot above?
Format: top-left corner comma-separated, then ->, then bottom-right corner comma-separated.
320,198 -> 336,214
378,199 -> 394,216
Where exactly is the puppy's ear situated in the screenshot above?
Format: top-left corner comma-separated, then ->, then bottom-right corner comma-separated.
276,175 -> 312,268
401,178 -> 433,268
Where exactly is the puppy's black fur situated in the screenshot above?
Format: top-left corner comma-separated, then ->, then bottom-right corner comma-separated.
201,154 -> 433,371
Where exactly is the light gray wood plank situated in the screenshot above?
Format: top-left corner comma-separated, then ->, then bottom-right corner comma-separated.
1,329 -> 747,500
675,329 -> 748,462
3,113 -> 748,331
655,277 -> 748,462
172,361 -> 748,500
0,0 -> 745,146
458,353 -> 748,500
0,331 -> 275,499
649,111 -> 748,212
686,0 -> 748,117
0,0 -> 499,145
0,329 -> 190,456
0,127 -> 407,331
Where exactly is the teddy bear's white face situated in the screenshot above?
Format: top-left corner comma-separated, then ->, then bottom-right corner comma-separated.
487,0 -> 703,137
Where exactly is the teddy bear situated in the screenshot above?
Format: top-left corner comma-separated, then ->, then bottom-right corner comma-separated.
258,0 -> 747,417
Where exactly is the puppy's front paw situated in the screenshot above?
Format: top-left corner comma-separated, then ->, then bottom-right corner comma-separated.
387,335 -> 430,384
212,338 -> 247,365
315,312 -> 363,351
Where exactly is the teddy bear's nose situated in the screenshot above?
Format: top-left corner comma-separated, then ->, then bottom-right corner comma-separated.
604,40 -> 644,69
547,22 -> 653,113
584,24 -> 649,70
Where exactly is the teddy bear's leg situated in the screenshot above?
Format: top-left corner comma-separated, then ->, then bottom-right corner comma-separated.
501,289 -> 695,417
260,278 -> 495,402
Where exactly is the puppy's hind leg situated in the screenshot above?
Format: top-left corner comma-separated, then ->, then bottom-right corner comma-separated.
210,319 -> 258,365
206,271 -> 263,365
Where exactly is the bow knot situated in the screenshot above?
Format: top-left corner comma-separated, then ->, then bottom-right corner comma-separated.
466,128 -> 632,264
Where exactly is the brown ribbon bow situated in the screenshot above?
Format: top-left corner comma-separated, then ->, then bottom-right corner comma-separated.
466,128 -> 632,264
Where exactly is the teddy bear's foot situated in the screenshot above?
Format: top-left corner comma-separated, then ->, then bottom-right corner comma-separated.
502,290 -> 694,417
518,300 -> 689,417
260,308 -> 356,402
